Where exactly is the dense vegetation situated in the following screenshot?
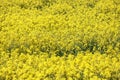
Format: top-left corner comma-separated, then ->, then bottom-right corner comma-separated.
0,0 -> 120,80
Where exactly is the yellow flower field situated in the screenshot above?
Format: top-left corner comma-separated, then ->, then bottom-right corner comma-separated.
0,0 -> 120,80
0,52 -> 120,80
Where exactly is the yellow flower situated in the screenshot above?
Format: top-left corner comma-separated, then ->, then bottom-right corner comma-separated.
90,76 -> 101,80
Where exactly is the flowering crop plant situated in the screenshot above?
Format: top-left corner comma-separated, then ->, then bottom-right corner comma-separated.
0,0 -> 120,80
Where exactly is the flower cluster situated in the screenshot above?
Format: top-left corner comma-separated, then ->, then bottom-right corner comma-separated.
0,0 -> 119,55
0,0 -> 120,79
0,52 -> 120,80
